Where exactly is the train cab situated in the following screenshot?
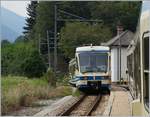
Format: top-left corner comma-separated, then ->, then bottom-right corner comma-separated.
69,45 -> 111,91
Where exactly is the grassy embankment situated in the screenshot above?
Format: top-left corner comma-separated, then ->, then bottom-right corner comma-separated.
1,76 -> 72,115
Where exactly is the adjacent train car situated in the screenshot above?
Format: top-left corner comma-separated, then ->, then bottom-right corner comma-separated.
127,1 -> 149,115
69,45 -> 111,92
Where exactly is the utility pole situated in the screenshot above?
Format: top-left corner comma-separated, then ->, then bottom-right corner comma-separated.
47,30 -> 51,68
54,4 -> 57,75
38,34 -> 41,55
53,3 -> 102,76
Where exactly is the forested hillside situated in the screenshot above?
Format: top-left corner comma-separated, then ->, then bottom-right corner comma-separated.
1,1 -> 141,77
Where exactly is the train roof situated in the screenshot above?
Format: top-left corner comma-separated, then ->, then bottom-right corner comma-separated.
101,30 -> 134,47
76,46 -> 109,52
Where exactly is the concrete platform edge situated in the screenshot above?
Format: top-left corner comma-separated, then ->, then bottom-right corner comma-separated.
103,92 -> 115,116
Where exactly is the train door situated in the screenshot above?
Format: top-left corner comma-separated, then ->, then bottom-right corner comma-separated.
142,31 -> 149,112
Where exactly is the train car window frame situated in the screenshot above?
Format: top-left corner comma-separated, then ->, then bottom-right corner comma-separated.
75,56 -> 79,71
108,52 -> 111,74
69,58 -> 76,79
78,52 -> 108,73
142,31 -> 150,112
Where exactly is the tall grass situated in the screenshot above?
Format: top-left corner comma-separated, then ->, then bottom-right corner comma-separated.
1,76 -> 72,115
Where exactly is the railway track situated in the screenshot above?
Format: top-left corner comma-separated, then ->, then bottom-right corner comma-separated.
59,94 -> 102,116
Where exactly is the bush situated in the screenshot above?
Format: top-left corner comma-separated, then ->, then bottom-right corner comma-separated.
57,74 -> 70,86
2,90 -> 20,114
47,86 -> 72,98
22,49 -> 47,78
1,77 -> 48,114
43,68 -> 56,87
1,41 -> 47,78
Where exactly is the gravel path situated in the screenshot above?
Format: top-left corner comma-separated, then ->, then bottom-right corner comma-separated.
91,95 -> 109,116
69,95 -> 97,116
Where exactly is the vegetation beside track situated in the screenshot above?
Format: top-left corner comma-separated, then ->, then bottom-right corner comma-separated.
1,76 -> 72,115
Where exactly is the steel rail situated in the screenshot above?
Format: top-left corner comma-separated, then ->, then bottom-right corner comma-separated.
60,95 -> 86,116
60,94 -> 102,116
85,94 -> 102,116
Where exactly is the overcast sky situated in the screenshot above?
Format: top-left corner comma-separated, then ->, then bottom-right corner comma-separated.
1,1 -> 30,17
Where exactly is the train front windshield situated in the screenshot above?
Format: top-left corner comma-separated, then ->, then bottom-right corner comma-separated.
79,52 -> 108,73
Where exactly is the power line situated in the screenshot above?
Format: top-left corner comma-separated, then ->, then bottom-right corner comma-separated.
58,9 -> 86,20
57,18 -> 103,22
53,3 -> 103,76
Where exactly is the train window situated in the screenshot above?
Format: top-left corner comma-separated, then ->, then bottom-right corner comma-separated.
144,37 -> 149,70
78,53 -> 108,73
69,58 -> 76,76
143,35 -> 149,111
79,53 -> 90,68
95,53 -> 108,72
128,54 -> 133,77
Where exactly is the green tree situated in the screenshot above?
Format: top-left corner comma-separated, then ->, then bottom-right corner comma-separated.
7,43 -> 32,75
15,1 -> 141,75
33,1 -> 92,49
21,49 -> 47,78
59,22 -> 112,58
33,2 -> 54,39
1,41 -> 47,78
15,35 -> 26,43
89,1 -> 141,34
1,42 -> 31,76
31,1 -> 141,53
1,43 -> 14,75
23,1 -> 38,36
1,40 -> 10,48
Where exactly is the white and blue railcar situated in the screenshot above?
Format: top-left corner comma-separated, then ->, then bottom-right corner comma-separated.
69,45 -> 111,91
